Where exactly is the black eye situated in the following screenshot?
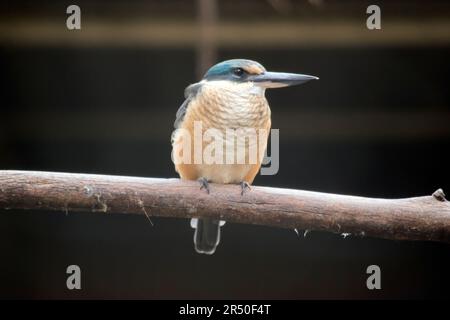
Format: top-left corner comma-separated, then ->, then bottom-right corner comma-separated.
233,68 -> 245,77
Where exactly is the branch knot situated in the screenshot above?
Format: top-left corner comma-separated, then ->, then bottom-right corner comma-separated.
432,189 -> 446,202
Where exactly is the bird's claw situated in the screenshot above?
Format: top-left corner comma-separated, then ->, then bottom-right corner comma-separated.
240,181 -> 251,196
198,177 -> 210,194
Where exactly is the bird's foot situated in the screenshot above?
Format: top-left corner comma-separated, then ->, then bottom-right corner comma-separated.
198,177 -> 210,194
240,181 -> 251,196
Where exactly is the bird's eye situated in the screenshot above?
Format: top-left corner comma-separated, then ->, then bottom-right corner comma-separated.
233,68 -> 245,77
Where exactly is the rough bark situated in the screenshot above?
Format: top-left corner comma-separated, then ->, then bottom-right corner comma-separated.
0,170 -> 449,243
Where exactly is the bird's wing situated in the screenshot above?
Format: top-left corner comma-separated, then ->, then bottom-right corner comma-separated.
174,98 -> 190,129
174,82 -> 202,129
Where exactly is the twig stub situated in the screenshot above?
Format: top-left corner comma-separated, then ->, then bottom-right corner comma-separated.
433,188 -> 447,202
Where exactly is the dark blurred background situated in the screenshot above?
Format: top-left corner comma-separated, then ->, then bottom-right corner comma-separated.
0,0 -> 449,299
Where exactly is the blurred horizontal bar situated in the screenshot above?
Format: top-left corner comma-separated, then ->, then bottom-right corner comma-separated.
2,110 -> 449,142
3,1 -> 450,23
1,20 -> 450,47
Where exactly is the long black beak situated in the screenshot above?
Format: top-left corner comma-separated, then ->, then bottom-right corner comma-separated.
250,71 -> 319,88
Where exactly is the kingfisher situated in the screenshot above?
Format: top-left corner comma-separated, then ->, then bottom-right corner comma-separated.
172,59 -> 318,255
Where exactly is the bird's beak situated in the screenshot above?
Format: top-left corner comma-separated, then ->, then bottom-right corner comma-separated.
250,71 -> 319,88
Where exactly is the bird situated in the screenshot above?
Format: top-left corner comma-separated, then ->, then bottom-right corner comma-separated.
171,59 -> 318,255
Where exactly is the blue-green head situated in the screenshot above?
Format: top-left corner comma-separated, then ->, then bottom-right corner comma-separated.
203,59 -> 318,88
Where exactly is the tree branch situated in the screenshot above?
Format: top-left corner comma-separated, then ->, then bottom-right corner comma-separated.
0,170 -> 449,243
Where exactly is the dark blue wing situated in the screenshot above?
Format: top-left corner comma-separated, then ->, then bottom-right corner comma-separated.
173,82 -> 202,129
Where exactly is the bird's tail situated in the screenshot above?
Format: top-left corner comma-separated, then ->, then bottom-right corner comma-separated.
190,218 -> 225,255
